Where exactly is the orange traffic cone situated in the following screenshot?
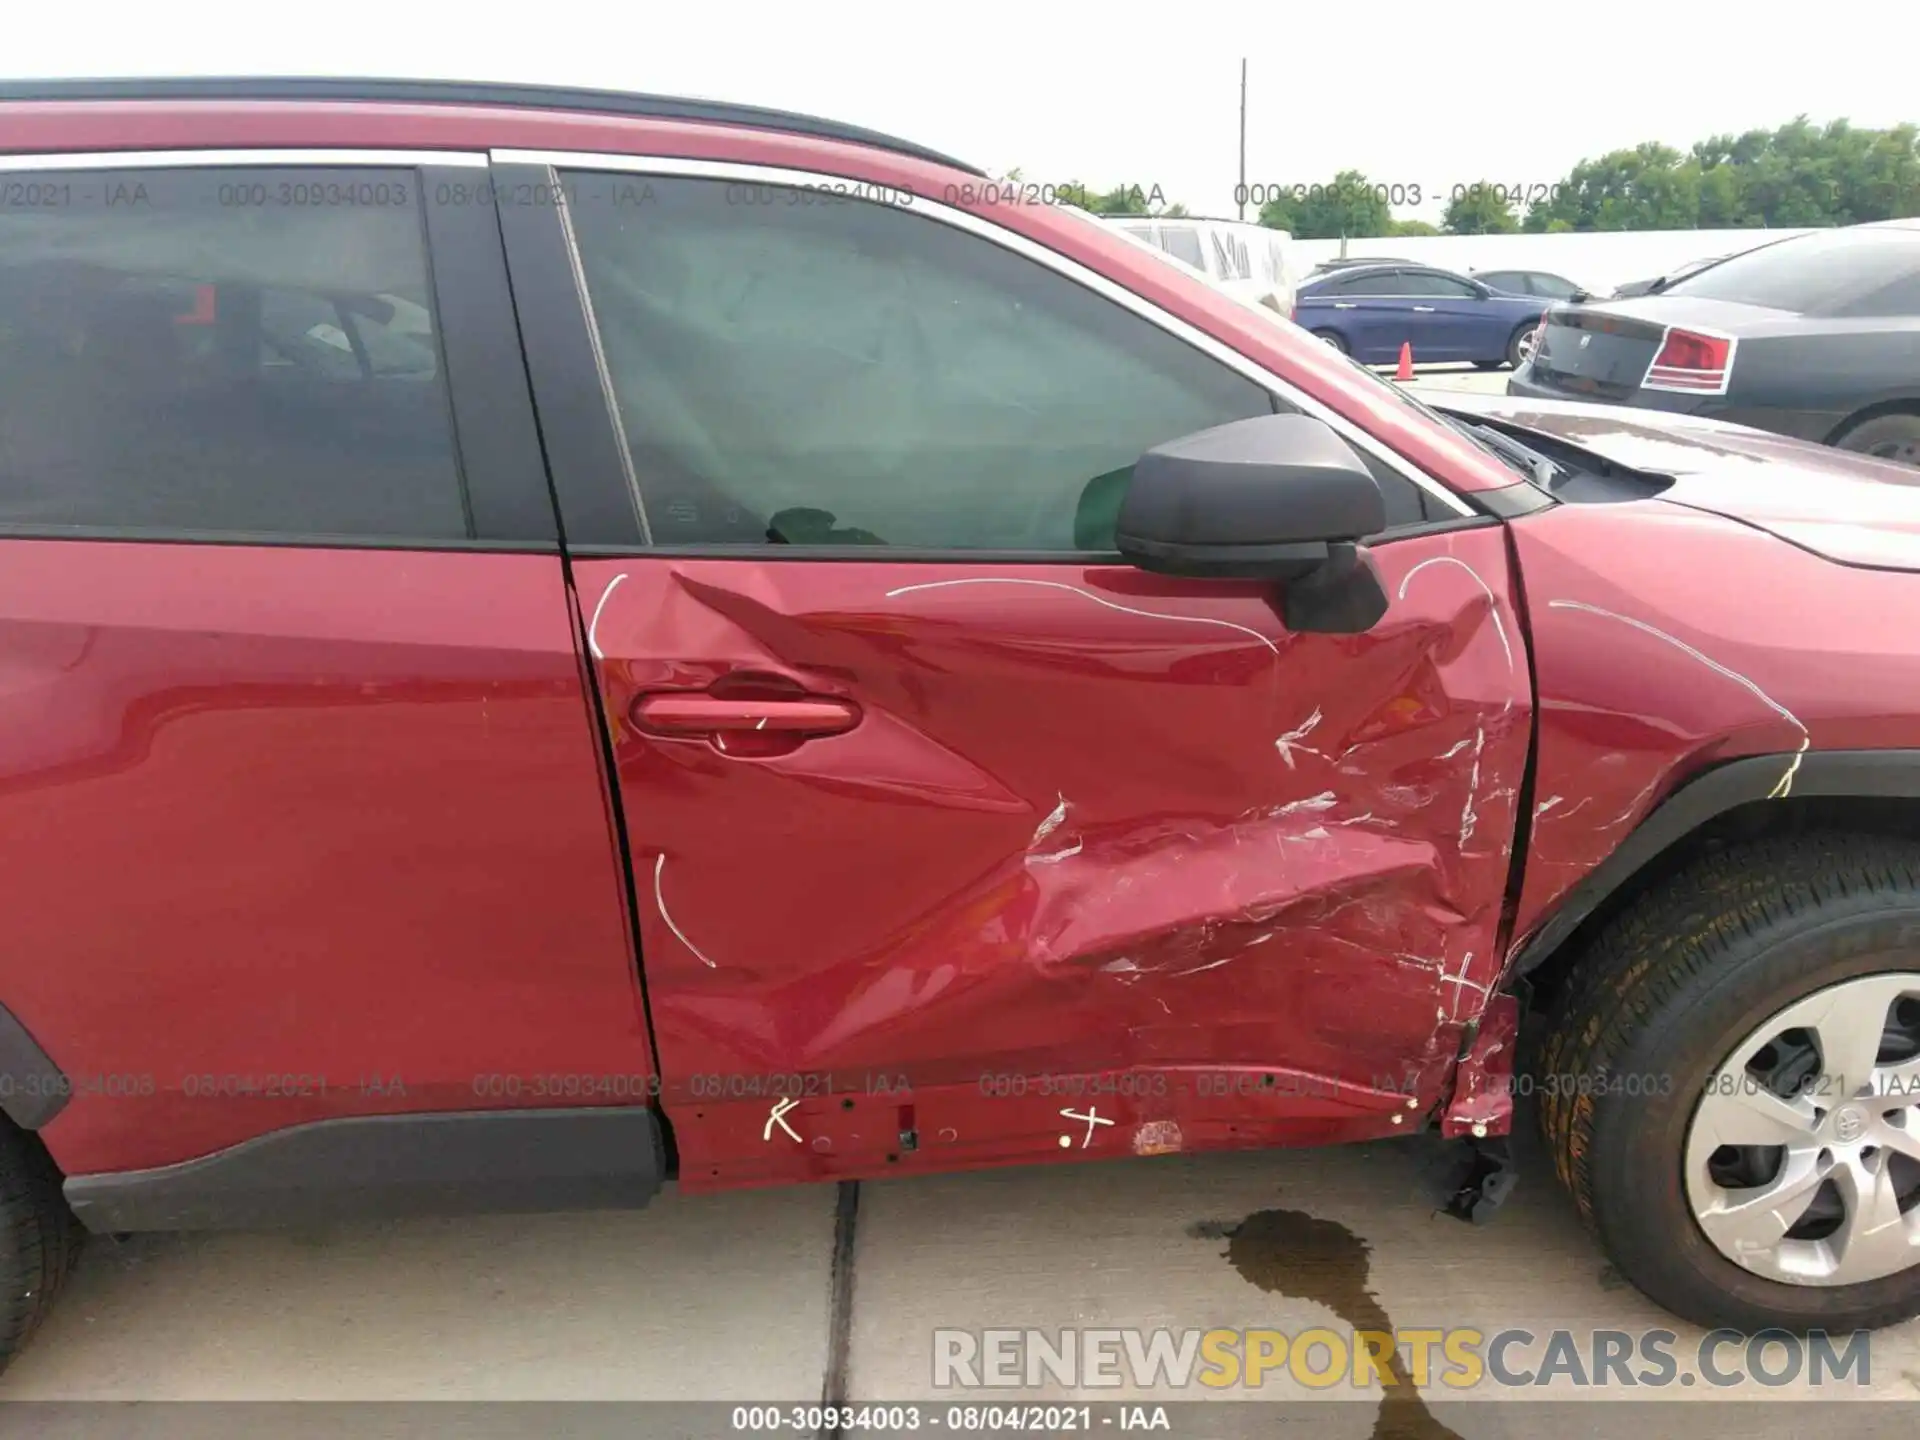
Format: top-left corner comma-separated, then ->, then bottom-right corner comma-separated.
1395,342 -> 1414,381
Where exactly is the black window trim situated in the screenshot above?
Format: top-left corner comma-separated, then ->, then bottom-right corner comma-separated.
490,147 -> 1480,557
0,146 -> 560,552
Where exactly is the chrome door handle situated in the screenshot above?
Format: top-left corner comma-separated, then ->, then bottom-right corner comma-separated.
1332,302 -> 1357,309
1412,305 -> 1436,312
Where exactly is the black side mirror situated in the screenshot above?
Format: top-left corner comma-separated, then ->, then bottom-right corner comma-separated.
1115,413 -> 1391,634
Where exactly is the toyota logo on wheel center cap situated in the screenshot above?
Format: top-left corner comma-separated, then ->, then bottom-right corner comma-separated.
1833,1105 -> 1869,1143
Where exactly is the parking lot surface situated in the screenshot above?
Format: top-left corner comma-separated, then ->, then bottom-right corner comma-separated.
1399,364 -> 1514,395
5,1105 -> 1917,1427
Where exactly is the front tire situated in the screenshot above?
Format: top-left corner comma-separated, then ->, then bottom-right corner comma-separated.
1536,833 -> 1920,1332
0,1122 -> 83,1373
1311,329 -> 1347,355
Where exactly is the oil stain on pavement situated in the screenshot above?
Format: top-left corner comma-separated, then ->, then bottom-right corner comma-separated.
1191,1208 -> 1465,1440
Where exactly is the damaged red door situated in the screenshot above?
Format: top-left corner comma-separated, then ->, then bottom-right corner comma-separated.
581,540 -> 1528,1190
547,166 -> 1532,1189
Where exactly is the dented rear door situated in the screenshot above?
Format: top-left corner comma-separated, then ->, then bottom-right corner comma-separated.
495,155 -> 1533,1190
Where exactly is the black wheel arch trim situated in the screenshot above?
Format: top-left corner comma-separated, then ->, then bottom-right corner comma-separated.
0,1003 -> 68,1130
1509,748 -> 1920,977
63,1107 -> 665,1232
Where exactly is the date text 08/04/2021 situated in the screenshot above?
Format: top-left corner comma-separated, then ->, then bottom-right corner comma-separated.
729,1405 -> 1169,1433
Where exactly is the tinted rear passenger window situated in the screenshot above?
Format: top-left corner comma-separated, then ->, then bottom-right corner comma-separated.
1332,273 -> 1402,296
0,167 -> 468,539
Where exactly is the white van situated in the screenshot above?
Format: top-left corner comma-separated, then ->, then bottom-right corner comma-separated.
1106,216 -> 1298,319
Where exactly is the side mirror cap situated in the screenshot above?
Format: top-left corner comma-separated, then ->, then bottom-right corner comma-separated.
1115,414 -> 1391,634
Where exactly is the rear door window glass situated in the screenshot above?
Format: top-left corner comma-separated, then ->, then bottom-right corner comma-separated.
1400,272 -> 1479,298
0,166 -> 467,539
1331,272 -> 1404,296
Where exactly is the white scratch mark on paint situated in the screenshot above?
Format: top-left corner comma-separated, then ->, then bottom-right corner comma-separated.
653,854 -> 717,968
1602,770 -> 1669,830
586,572 -> 628,661
886,577 -> 1280,654
1274,706 -> 1326,769
1026,792 -> 1083,865
1028,838 -> 1082,866
1438,737 -> 1473,761
1548,599 -> 1810,797
1101,957 -> 1141,974
1459,725 -> 1486,847
1059,1105 -> 1116,1149
1032,793 -> 1069,846
1443,950 -> 1491,1021
1535,795 -> 1564,817
1154,997 -> 1172,1016
763,1097 -> 801,1143
1276,790 -> 1338,816
1173,955 -> 1238,977
1772,735 -> 1811,799
1398,556 -> 1516,676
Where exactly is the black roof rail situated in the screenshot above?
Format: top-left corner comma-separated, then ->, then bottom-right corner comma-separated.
0,76 -> 984,175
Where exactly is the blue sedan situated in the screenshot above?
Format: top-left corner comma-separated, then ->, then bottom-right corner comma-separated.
1292,263 -> 1549,369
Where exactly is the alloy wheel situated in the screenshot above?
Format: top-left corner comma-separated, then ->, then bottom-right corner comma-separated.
1684,973 -> 1920,1286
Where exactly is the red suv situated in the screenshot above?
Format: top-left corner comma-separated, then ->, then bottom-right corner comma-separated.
0,79 -> 1917,1368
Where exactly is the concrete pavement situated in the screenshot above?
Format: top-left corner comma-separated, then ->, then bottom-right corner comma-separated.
6,1110 -> 1916,1417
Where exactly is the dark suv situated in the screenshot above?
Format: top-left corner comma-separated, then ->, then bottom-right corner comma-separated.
0,79 -> 1916,1372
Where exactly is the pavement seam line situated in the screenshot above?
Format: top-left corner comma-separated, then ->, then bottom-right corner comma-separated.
818,1179 -> 862,1436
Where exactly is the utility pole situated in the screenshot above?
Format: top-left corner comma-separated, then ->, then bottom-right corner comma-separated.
1237,59 -> 1248,221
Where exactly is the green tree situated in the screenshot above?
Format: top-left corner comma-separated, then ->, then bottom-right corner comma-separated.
1389,219 -> 1442,236
1521,117 -> 1920,231
1523,143 -> 1701,231
1257,169 -> 1392,239
1442,184 -> 1520,234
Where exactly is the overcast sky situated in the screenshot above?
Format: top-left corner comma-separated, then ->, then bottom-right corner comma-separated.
8,0 -> 1913,222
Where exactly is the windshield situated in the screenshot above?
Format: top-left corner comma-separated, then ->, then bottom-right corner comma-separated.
1664,228 -> 1920,314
